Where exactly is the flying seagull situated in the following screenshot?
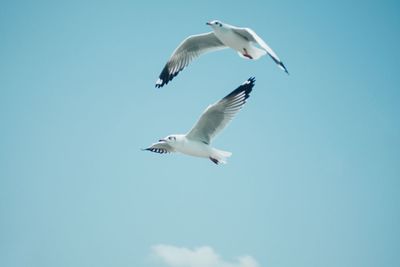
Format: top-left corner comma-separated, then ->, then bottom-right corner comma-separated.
155,20 -> 288,88
144,77 -> 255,164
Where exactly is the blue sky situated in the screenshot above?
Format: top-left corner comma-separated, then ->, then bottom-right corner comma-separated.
1,0 -> 399,266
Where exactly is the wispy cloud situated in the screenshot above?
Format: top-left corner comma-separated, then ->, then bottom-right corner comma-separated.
151,244 -> 260,267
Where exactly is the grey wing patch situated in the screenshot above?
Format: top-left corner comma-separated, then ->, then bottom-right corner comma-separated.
188,107 -> 225,145
185,77 -> 255,144
236,32 -> 250,41
231,27 -> 256,42
155,32 -> 226,88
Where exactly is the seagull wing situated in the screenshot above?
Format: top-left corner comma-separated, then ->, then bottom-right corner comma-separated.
143,141 -> 175,154
155,32 -> 227,88
185,77 -> 255,144
231,27 -> 289,74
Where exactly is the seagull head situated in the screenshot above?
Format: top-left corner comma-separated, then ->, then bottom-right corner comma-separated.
206,20 -> 224,28
159,135 -> 177,144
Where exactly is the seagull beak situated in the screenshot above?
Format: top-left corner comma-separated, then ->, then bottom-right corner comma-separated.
159,139 -> 166,142
206,22 -> 211,26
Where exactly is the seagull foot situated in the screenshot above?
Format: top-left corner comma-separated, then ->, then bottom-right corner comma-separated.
209,157 -> 219,165
242,48 -> 253,59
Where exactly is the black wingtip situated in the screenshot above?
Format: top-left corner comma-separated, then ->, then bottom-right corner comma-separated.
143,147 -> 169,154
280,62 -> 289,75
242,76 -> 256,91
268,54 -> 289,75
155,64 -> 180,88
241,77 -> 255,99
246,77 -> 256,85
222,77 -> 255,101
155,65 -> 170,88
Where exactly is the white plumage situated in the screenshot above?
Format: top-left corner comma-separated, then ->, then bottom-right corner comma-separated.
155,20 -> 288,88
144,77 -> 255,164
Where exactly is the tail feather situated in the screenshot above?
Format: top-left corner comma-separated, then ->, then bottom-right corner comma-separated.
250,46 -> 267,60
210,148 -> 232,165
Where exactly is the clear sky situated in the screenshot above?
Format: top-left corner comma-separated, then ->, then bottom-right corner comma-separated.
1,0 -> 399,266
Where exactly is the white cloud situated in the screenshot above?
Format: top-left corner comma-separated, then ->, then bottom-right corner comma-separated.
151,244 -> 260,267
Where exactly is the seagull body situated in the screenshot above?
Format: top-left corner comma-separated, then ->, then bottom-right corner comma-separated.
144,77 -> 255,164
155,20 -> 288,88
210,23 -> 266,60
152,134 -> 231,164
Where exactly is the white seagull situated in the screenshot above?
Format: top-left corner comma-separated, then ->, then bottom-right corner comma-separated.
144,77 -> 255,164
155,20 -> 288,88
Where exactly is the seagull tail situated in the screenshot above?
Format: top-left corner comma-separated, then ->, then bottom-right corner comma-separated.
211,148 -> 232,164
250,46 -> 267,60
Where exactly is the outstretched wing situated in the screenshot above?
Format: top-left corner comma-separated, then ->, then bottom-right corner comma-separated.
155,32 -> 227,88
231,27 -> 289,74
185,77 -> 255,144
143,141 -> 175,154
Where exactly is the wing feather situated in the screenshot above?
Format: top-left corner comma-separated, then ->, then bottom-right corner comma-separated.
185,77 -> 255,144
155,32 -> 227,88
231,27 -> 289,74
143,141 -> 175,154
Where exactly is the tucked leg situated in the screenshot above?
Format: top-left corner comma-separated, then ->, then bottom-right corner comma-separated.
209,157 -> 219,165
242,48 -> 253,59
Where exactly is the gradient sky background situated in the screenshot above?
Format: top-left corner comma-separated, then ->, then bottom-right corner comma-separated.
1,0 -> 399,266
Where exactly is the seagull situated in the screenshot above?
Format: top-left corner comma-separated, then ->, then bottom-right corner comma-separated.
155,20 -> 288,88
144,77 -> 255,164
